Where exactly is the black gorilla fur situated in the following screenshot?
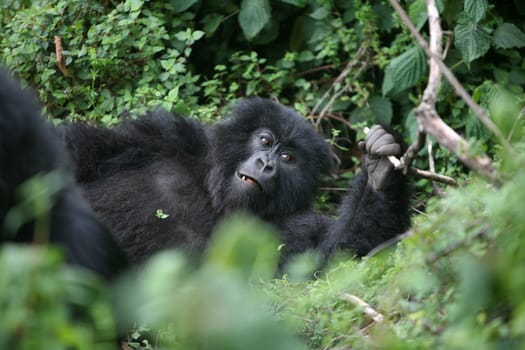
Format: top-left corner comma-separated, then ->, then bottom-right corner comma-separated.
62,98 -> 411,264
0,69 -> 127,279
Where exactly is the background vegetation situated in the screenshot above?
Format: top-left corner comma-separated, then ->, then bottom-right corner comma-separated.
1,0 -> 525,348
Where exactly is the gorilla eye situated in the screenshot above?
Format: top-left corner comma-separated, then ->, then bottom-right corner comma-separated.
260,135 -> 272,146
280,152 -> 293,162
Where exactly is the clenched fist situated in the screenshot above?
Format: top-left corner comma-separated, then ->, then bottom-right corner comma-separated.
359,125 -> 403,191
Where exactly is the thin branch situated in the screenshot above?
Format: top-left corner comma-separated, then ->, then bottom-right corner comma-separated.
388,0 -> 512,152
400,127 -> 426,170
409,167 -> 457,186
310,43 -> 369,129
427,140 -> 448,195
388,0 -> 503,187
385,154 -> 457,186
363,126 -> 456,186
54,36 -> 68,77
367,229 -> 414,258
340,293 -> 384,323
296,63 -> 338,77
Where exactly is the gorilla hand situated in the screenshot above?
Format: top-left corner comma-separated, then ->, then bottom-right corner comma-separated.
359,125 -> 402,191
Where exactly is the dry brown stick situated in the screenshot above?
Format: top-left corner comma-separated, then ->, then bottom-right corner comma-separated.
340,293 -> 384,323
363,126 -> 457,186
318,61 -> 368,122
386,154 -> 457,186
388,0 -> 503,187
410,167 -> 457,186
311,44 -> 369,129
54,36 -> 68,77
388,0 -> 510,150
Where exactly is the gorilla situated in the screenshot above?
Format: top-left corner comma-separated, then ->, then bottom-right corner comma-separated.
62,98 -> 411,264
0,69 -> 127,279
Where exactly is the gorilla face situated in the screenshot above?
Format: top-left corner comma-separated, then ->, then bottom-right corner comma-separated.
235,128 -> 292,194
207,98 -> 331,218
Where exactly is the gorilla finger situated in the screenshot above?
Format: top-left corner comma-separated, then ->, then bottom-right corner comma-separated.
375,143 -> 402,156
365,125 -> 385,142
368,132 -> 395,154
365,128 -> 387,153
358,141 -> 366,153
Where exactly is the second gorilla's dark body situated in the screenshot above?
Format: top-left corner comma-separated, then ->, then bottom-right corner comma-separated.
63,99 -> 411,263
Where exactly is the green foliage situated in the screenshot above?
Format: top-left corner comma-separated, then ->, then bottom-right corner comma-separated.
382,46 -> 427,96
493,23 -> 525,49
115,215 -> 306,349
454,14 -> 492,65
239,0 -> 271,40
0,246 -> 116,350
2,171 -> 65,238
0,0 -> 203,122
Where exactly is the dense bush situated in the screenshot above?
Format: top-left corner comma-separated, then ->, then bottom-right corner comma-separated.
1,0 -> 525,349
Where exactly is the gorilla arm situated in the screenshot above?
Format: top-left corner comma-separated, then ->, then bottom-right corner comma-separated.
321,125 -> 411,258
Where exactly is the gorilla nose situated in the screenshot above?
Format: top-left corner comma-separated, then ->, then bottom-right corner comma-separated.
256,157 -> 275,174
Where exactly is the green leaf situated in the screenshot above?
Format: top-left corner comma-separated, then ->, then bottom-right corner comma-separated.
201,14 -> 225,36
309,7 -> 329,20
408,0 -> 427,31
205,214 -> 279,280
464,0 -> 488,22
279,0 -> 307,7
382,46 -> 427,96
239,0 -> 271,41
493,23 -> 525,49
128,0 -> 144,12
171,0 -> 198,13
454,15 -> 492,64
369,96 -> 393,125
192,30 -> 205,41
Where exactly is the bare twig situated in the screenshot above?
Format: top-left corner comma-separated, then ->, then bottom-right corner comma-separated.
367,229 -> 414,258
400,127 -> 426,170
427,140 -> 448,195
386,155 -> 457,186
311,43 -> 369,129
340,293 -> 384,323
388,0 -> 503,187
364,127 -> 456,186
409,167 -> 457,186
54,36 -> 68,77
388,0 -> 510,148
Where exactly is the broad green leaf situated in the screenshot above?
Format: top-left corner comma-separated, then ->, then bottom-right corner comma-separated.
279,0 -> 307,7
309,7 -> 329,20
464,0 -> 488,22
408,0 -> 427,31
454,15 -> 492,64
369,96 -> 393,125
171,0 -> 198,13
201,14 -> 225,36
239,0 -> 271,41
128,0 -> 144,12
493,23 -> 525,49
488,85 -> 523,141
382,46 -> 427,96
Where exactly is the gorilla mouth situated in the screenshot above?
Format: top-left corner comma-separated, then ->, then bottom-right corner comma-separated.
237,172 -> 262,191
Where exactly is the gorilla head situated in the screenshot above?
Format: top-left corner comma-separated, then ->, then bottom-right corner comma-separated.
206,98 -> 332,218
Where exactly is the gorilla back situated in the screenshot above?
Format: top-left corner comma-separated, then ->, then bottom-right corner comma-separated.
0,69 -> 127,279
63,98 -> 411,264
